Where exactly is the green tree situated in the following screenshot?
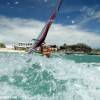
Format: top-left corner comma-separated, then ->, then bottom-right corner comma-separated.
0,42 -> 6,48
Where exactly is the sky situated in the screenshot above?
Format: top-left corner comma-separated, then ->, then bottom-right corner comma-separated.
0,0 -> 100,48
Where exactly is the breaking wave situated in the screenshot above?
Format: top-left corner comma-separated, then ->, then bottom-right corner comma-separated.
0,52 -> 100,100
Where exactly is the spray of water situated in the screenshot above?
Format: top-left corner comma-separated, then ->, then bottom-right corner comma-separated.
0,52 -> 100,100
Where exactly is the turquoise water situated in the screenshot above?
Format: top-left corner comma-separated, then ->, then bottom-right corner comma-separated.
0,52 -> 100,100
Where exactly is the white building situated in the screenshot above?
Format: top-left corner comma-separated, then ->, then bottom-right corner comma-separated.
5,44 -> 14,49
14,43 -> 33,50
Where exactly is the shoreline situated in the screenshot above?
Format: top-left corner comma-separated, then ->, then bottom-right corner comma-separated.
0,48 -> 100,55
0,48 -> 25,53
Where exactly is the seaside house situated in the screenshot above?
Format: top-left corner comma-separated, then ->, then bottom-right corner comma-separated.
6,44 -> 15,49
14,43 -> 32,51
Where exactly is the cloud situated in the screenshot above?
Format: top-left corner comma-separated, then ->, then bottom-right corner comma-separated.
47,24 -> 100,48
70,6 -> 100,35
0,16 -> 100,48
77,6 -> 100,25
0,16 -> 44,43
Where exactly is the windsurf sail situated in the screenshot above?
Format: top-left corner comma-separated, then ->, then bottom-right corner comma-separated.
28,0 -> 63,54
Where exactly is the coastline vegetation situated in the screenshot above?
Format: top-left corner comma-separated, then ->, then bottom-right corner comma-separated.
50,43 -> 100,55
0,42 -> 6,48
0,42 -> 100,55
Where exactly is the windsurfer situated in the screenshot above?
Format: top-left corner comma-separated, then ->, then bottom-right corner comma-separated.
28,0 -> 63,56
40,42 -> 52,57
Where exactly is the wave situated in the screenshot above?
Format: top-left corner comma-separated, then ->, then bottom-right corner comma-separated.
0,53 -> 100,100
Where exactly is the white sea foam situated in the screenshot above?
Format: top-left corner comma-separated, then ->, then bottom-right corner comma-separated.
0,83 -> 32,100
29,55 -> 100,100
0,53 -> 100,100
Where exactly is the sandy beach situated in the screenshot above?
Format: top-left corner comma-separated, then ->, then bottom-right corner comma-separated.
0,48 -> 25,53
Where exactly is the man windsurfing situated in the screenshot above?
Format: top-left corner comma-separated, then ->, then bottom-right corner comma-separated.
28,0 -> 63,57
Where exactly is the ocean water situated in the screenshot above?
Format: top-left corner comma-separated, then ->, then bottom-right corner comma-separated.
0,52 -> 100,100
